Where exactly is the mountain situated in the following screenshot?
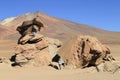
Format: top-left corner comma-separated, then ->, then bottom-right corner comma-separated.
0,12 -> 120,44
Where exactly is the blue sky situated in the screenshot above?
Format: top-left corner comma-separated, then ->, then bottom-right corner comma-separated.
0,0 -> 120,32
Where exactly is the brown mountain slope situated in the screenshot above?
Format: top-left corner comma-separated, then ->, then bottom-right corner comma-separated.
0,24 -> 15,39
0,12 -> 120,44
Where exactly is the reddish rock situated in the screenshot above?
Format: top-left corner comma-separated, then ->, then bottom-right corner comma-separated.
11,18 -> 62,67
59,35 -> 115,68
11,35 -> 62,67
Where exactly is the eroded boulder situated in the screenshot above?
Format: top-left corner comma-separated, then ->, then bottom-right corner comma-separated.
11,35 -> 62,67
11,18 -> 62,67
16,18 -> 44,36
59,35 -> 115,69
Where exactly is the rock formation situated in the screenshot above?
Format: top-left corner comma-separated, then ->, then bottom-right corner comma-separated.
97,61 -> 120,73
11,18 -> 62,67
0,57 -> 10,63
59,35 -> 115,69
17,17 -> 44,44
10,17 -> 116,70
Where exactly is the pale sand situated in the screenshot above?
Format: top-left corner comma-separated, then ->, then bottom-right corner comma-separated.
0,63 -> 120,80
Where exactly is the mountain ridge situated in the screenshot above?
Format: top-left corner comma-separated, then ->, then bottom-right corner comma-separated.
0,12 -> 120,44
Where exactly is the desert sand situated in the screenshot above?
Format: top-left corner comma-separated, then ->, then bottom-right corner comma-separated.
0,62 -> 120,80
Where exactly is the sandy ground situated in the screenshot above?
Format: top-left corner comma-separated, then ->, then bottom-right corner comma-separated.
108,44 -> 120,57
0,63 -> 120,80
0,40 -> 17,58
0,40 -> 120,80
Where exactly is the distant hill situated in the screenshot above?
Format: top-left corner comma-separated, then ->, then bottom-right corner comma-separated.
0,12 -> 120,44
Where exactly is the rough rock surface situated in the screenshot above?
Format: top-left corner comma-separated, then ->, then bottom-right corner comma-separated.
11,34 -> 62,67
11,18 -> 62,67
59,35 -> 115,68
0,57 -> 10,64
97,61 -> 120,72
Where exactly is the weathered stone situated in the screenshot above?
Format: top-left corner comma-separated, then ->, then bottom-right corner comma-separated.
11,19 -> 62,67
19,33 -> 43,44
59,35 -> 115,69
35,39 -> 48,50
0,57 -> 10,64
16,18 -> 44,36
11,35 -> 62,67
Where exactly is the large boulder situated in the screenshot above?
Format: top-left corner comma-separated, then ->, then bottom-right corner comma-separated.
11,18 -> 62,67
16,18 -> 44,36
59,35 -> 115,68
11,35 -> 62,67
